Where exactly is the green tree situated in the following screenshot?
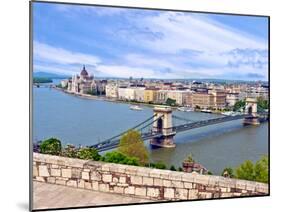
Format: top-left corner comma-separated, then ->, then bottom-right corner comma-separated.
118,130 -> 149,165
178,167 -> 183,172
221,167 -> 235,178
257,97 -> 268,110
236,160 -> 255,181
170,165 -> 177,171
185,153 -> 195,163
77,147 -> 101,161
166,98 -> 176,106
254,155 -> 268,183
39,138 -> 62,155
101,151 -> 140,166
233,100 -> 246,111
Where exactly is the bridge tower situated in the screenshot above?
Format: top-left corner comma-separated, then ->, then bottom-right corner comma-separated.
243,97 -> 260,125
150,106 -> 176,148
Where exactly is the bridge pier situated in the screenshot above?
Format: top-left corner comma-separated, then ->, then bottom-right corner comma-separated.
150,107 -> 176,148
243,98 -> 260,126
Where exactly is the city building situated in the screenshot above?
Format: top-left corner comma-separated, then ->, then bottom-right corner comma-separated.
105,83 -> 118,98
118,87 -> 136,101
167,90 -> 191,106
226,93 -> 239,107
144,88 -> 158,103
208,90 -> 226,109
134,87 -> 145,102
67,65 -> 95,94
192,92 -> 214,109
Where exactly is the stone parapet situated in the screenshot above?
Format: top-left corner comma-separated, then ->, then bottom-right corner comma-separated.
33,153 -> 269,200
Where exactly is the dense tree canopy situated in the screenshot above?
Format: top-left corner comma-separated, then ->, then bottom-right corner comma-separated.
118,130 -> 149,165
39,138 -> 62,155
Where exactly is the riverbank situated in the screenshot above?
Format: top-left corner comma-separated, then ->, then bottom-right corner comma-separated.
54,86 -> 180,110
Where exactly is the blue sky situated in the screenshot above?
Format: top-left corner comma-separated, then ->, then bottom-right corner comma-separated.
33,2 -> 269,81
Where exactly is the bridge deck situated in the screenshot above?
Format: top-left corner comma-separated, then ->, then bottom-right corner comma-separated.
93,114 -> 253,152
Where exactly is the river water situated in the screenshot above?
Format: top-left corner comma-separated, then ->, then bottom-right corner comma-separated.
33,85 -> 268,175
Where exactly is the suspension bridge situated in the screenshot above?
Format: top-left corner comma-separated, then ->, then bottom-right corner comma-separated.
89,97 -> 268,152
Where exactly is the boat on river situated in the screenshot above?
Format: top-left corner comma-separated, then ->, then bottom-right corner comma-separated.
130,105 -> 143,111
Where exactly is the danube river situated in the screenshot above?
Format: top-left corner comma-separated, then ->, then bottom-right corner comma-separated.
33,86 -> 268,175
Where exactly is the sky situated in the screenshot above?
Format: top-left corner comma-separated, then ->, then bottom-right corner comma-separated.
33,2 -> 269,81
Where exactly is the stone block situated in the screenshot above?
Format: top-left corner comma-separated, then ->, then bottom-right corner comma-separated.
119,176 -> 127,184
38,165 -> 49,177
61,168 -> 71,178
183,182 -> 193,189
114,186 -> 124,194
92,181 -> 99,191
188,189 -> 198,200
255,183 -> 268,193
85,182 -> 92,190
171,181 -> 184,188
154,178 -> 163,186
135,187 -> 146,197
47,177 -> 56,184
208,176 -> 221,186
147,188 -> 160,198
164,188 -> 174,199
50,169 -> 61,177
125,186 -> 135,195
175,188 -> 188,200
102,174 -> 112,182
193,174 -> 210,185
149,169 -> 161,178
125,166 -> 138,175
160,170 -> 172,179
163,180 -> 172,187
33,166 -> 38,177
117,183 -> 129,187
82,171 -> 90,180
221,193 -> 234,198
113,177 -> 118,183
51,164 -> 59,168
169,172 -> 183,181
71,168 -> 81,179
246,181 -> 257,192
91,171 -> 101,181
35,176 -> 45,182
181,173 -> 195,183
131,176 -> 142,185
99,183 -> 110,192
236,180 -> 247,190
66,180 -> 77,187
78,179 -> 85,188
56,179 -> 66,185
198,192 -> 213,199
143,177 -> 153,186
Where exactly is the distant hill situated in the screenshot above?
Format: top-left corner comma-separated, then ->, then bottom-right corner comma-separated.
33,72 -> 70,79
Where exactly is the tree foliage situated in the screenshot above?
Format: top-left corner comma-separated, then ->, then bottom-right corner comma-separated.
166,98 -> 176,106
235,155 -> 268,183
101,151 -> 140,166
221,167 -> 235,178
39,138 -> 62,155
77,147 -> 101,161
118,130 -> 149,165
233,100 -> 246,111
170,165 -> 177,171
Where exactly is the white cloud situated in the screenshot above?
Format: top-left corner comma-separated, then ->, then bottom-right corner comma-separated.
34,41 -> 101,66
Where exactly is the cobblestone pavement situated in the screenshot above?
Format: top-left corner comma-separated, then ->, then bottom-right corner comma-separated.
33,181 -> 153,210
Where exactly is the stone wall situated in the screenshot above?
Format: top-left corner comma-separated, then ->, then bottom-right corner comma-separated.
33,153 -> 268,200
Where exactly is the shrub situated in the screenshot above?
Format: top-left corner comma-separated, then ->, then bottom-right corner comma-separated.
221,167 -> 235,178
178,167 -> 183,172
77,147 -> 101,161
170,165 -> 177,171
147,162 -> 166,169
101,151 -> 140,166
39,138 -> 62,155
62,144 -> 78,158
